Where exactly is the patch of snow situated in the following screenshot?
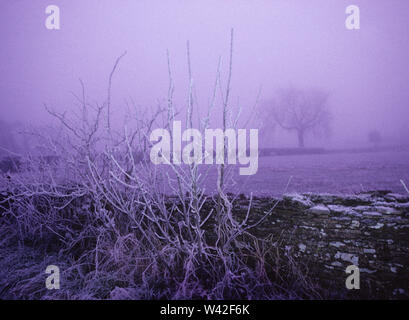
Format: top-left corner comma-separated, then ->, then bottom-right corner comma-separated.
370,223 -> 384,229
360,268 -> 376,274
327,204 -> 348,214
362,211 -> 382,217
385,193 -> 409,202
330,241 -> 345,248
396,202 -> 409,209
298,243 -> 307,252
283,193 -> 314,208
354,206 -> 373,212
331,262 -> 343,267
375,206 -> 400,215
308,205 -> 330,215
335,252 -> 359,265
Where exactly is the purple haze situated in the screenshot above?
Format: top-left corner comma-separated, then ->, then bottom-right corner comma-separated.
1,1 -> 409,301
1,1 -> 409,145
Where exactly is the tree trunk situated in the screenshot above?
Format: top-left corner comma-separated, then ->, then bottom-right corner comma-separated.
297,130 -> 305,148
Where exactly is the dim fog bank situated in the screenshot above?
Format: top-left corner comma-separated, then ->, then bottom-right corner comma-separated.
1,0 -> 409,152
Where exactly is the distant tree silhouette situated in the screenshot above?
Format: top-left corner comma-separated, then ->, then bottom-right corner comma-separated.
266,87 -> 331,148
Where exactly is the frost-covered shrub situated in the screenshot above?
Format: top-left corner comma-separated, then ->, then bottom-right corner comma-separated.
0,33 -> 318,299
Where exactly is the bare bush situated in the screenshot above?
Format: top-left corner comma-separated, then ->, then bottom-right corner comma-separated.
0,31 -> 319,300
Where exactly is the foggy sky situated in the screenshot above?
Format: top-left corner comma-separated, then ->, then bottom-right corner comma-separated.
1,0 -> 409,148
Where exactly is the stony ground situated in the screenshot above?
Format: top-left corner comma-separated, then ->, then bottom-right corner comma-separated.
233,190 -> 409,299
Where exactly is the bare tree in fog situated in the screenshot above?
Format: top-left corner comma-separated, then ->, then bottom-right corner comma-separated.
267,88 -> 331,148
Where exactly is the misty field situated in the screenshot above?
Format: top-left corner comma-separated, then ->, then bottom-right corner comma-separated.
212,149 -> 409,196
